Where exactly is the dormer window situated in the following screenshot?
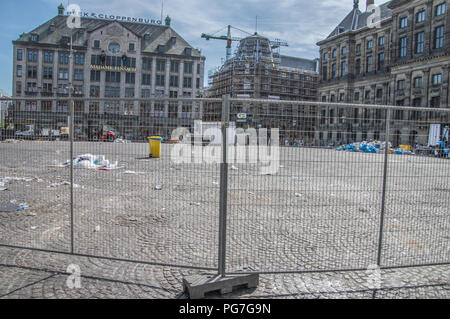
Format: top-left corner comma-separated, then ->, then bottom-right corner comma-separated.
184,48 -> 192,56
171,37 -> 177,45
157,45 -> 166,53
30,34 -> 38,42
49,24 -> 55,33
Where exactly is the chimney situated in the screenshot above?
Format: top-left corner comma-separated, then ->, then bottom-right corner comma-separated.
366,0 -> 375,11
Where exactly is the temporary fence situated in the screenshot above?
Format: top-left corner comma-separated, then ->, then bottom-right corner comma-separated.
0,95 -> 449,278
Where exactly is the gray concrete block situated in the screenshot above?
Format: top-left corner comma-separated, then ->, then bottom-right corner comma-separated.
183,274 -> 259,299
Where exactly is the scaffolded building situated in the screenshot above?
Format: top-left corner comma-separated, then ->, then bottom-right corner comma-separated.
207,33 -> 320,143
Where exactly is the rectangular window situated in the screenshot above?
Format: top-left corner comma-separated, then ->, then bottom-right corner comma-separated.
59,52 -> 69,64
105,71 -> 120,83
435,26 -> 444,49
367,40 -> 373,50
436,3 -> 446,16
90,70 -> 100,82
196,78 -> 200,89
129,43 -> 135,51
397,79 -> 405,90
416,10 -> 426,22
27,66 -> 37,78
156,59 -> 166,72
125,72 -> 135,84
376,88 -> 383,99
142,58 -> 152,71
43,67 -> 53,79
378,36 -> 385,46
341,46 -> 347,56
28,49 -> 38,62
142,73 -> 151,86
400,17 -> 408,28
331,63 -> 336,78
16,65 -> 22,77
170,61 -> 179,73
125,88 -> 135,98
184,62 -> 193,74
400,37 -> 408,57
170,75 -> 179,87
341,61 -> 346,76
74,53 -> 85,65
332,49 -> 337,58
105,86 -> 121,98
73,85 -> 83,96
43,51 -> 54,63
170,91 -> 178,98
197,63 -> 200,74
366,56 -> 372,72
356,44 -> 361,54
58,68 -> 69,80
141,89 -> 151,98
17,49 -> 23,61
183,77 -> 192,88
354,92 -> 360,101
73,69 -> 83,81
378,53 -> 385,70
414,77 -> 422,88
355,59 -> 361,74
16,81 -> 22,95
433,74 -> 442,85
416,32 -> 424,53
90,85 -> 100,97
93,40 -> 100,48
156,74 -> 165,86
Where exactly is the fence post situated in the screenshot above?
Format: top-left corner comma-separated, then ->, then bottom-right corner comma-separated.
377,108 -> 391,267
218,94 -> 230,277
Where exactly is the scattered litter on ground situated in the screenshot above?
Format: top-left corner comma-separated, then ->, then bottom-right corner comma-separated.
49,181 -> 70,188
55,154 -> 123,170
336,140 -> 417,156
30,226 -> 37,230
94,225 -> 101,232
114,138 -> 130,144
154,184 -> 164,190
0,202 -> 28,212
190,202 -> 201,206
0,187 -> 7,191
231,165 -> 239,170
124,170 -> 137,174
295,193 -> 303,197
212,181 -> 219,185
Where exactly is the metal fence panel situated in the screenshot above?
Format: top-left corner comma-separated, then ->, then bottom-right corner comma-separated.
380,111 -> 450,267
0,108 -> 71,252
225,100 -> 385,272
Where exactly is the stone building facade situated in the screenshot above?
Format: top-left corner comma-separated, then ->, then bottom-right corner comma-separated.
12,5 -> 205,139
317,0 -> 449,146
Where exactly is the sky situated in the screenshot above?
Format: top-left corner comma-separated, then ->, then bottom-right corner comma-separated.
0,0 -> 380,95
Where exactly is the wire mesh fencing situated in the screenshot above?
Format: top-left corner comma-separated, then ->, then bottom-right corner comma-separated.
0,96 -> 449,275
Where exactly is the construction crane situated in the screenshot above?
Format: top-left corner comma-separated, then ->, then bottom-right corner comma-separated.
201,25 -> 288,61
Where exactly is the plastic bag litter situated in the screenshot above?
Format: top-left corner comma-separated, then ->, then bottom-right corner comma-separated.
60,154 -> 122,170
154,184 -> 164,190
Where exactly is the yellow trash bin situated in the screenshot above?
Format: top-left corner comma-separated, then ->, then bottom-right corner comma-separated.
148,136 -> 162,158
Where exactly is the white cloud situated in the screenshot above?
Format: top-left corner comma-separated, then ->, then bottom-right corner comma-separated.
44,0 -> 355,76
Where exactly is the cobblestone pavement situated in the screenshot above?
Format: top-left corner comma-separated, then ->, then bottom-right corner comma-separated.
0,141 -> 449,298
0,247 -> 448,299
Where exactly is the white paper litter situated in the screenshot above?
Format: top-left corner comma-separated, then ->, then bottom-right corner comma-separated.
56,154 -> 123,170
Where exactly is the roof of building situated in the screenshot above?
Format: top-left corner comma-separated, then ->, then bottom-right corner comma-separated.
280,55 -> 317,72
326,1 -> 392,39
14,12 -> 202,57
